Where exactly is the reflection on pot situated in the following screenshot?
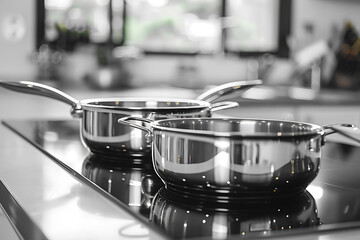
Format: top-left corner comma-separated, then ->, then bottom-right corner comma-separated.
82,154 -> 163,218
153,134 -> 320,198
150,188 -> 320,239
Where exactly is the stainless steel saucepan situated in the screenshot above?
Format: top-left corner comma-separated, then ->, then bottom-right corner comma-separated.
0,80 -> 261,158
119,117 -> 360,198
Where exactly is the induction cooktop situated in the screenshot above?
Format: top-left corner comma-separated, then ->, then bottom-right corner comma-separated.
3,119 -> 360,239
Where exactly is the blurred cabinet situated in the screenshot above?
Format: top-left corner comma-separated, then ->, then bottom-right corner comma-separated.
218,106 -> 296,121
295,106 -> 360,125
219,105 -> 360,126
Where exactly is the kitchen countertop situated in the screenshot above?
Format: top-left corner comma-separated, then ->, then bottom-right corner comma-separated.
1,80 -> 360,239
2,119 -> 360,239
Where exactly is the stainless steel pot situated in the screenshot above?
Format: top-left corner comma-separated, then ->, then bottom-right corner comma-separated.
119,117 -> 360,197
0,80 -> 261,158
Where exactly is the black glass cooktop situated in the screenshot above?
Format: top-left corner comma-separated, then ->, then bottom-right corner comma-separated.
3,119 -> 360,239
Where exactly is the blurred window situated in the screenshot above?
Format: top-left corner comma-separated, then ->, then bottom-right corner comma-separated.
124,0 -> 221,54
38,0 -> 290,56
225,0 -> 280,53
42,0 -> 124,50
123,0 -> 289,56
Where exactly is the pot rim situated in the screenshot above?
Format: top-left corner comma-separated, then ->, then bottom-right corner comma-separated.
80,97 -> 211,112
151,118 -> 324,138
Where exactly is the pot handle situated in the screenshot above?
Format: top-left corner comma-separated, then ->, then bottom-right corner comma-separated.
0,81 -> 83,117
323,123 -> 360,143
118,116 -> 153,135
196,79 -> 262,102
210,101 -> 239,112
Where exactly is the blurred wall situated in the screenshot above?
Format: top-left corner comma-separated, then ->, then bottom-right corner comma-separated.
292,0 -> 360,51
128,55 -> 250,88
0,0 -> 37,80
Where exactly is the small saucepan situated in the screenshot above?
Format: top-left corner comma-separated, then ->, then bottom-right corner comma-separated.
0,80 -> 261,158
118,117 -> 360,198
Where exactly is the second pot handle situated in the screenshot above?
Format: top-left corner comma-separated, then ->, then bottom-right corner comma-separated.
118,116 -> 153,135
210,101 -> 239,112
196,80 -> 262,102
323,123 -> 360,143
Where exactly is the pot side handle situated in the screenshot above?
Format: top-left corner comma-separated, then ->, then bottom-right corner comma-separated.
210,101 -> 239,112
323,123 -> 360,143
0,81 -> 82,117
118,116 -> 153,135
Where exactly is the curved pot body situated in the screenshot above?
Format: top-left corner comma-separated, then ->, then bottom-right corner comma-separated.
150,118 -> 323,197
80,99 -> 212,158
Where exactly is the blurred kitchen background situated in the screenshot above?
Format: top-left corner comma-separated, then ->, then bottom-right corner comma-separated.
1,0 -> 360,128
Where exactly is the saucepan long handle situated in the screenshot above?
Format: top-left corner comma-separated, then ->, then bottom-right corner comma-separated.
0,81 -> 82,117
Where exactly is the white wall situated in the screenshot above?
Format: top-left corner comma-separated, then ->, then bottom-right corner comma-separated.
128,55 -> 250,88
0,0 -> 37,80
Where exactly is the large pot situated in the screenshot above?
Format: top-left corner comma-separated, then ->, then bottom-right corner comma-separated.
0,80 -> 261,158
119,117 -> 360,198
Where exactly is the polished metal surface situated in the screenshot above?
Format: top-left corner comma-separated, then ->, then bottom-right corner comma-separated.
151,118 -> 324,137
81,97 -> 211,111
0,80 -> 259,158
0,80 -> 82,116
80,107 -> 210,158
118,118 -> 360,196
120,118 -> 323,196
196,79 -> 262,102
152,126 -> 321,197
0,81 -> 80,109
325,124 -> 360,144
79,98 -> 236,158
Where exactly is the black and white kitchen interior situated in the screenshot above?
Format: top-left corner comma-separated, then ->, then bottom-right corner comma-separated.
2,1 -> 360,239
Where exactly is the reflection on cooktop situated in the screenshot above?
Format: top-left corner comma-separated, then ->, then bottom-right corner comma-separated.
82,154 -> 163,220
151,188 -> 319,239
3,119 -> 360,239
